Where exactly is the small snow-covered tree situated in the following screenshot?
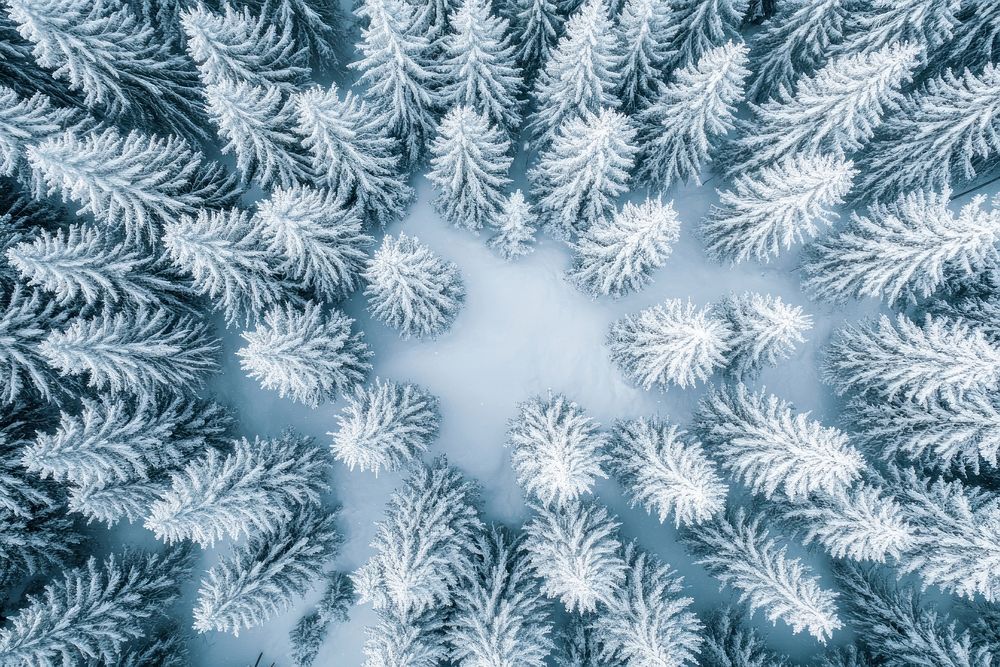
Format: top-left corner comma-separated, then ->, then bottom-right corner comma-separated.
607,299 -> 730,391
716,292 -> 813,378
294,85 -> 413,226
330,378 -> 440,476
289,571 -> 355,667
353,457 -> 481,614
694,384 -> 864,500
488,190 -> 537,260
527,0 -> 618,146
530,108 -> 637,238
0,547 -> 192,667
702,153 -> 856,264
570,197 -> 679,298
510,0 -> 561,74
441,0 -> 523,133
237,302 -> 371,408
506,393 -> 609,507
363,233 -> 466,339
635,42 -> 748,192
256,185 -> 372,302
181,2 -> 308,90
609,417 -> 727,527
522,500 -> 626,613
145,432 -> 329,547
39,307 -> 218,396
163,208 -> 293,327
823,314 -> 1000,405
205,80 -> 311,189
427,106 -> 512,232
614,0 -> 674,111
195,508 -> 342,636
447,525 -> 553,667
0,85 -> 79,179
351,0 -> 439,164
363,607 -> 448,667
0,284 -> 67,403
684,506 -> 842,643
593,543 -> 702,666
700,607 -> 791,667
838,0 -> 960,58
665,0 -> 747,68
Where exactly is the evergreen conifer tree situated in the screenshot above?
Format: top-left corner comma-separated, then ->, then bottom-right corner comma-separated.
0,283 -> 67,403
666,0 -> 748,68
362,607 -> 448,667
838,0 -> 960,58
488,190 -> 537,260
289,571 -> 355,667
510,0 -> 562,74
700,607 -> 792,667
614,0 -> 674,112
0,85 -> 79,179
716,292 -> 813,378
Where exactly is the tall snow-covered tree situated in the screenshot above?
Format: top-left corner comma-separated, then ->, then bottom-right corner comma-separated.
353,457 -> 481,614
607,299 -> 730,391
363,233 -> 466,339
145,432 -> 329,547
609,417 -> 727,527
294,85 -> 413,226
351,0 -> 439,164
568,196 -> 680,298
363,607 -> 448,667
488,190 -> 537,260
665,0 -> 748,68
509,0 -> 561,74
0,547 -> 192,667
837,0 -> 960,58
237,302 -> 371,408
39,306 -> 218,396
194,508 -> 342,636
256,185 -> 372,302
330,378 -> 440,476
522,500 -> 626,613
289,571 -> 355,667
441,0 -> 523,133
635,42 -> 748,192
715,292 -> 813,378
804,190 -> 1000,305
530,108 -> 637,239
0,85 -> 79,179
614,0 -> 674,111
593,543 -> 702,666
684,506 -> 842,643
427,106 -> 512,232
506,394 -> 608,507
823,314 -> 1000,405
694,384 -> 864,500
447,525 -> 553,667
702,153 -> 855,264
0,283 -> 68,403
527,0 -> 618,146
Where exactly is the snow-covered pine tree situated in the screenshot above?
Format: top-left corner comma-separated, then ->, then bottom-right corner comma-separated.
509,0 -> 561,74
294,84 -> 413,227
39,306 -> 219,396
506,393 -> 609,507
256,185 -> 372,302
614,0 -> 674,112
163,208 -> 294,328
0,546 -> 193,667
609,416 -> 727,527
353,457 -> 481,614
6,0 -> 207,141
350,0 -> 439,165
289,571 -> 354,667
725,43 -> 920,176
522,500 -> 626,613
568,196 -> 680,298
0,192 -> 60,285
0,283 -> 67,403
488,190 -> 537,260
406,0 -> 458,40
745,0 -> 848,102
237,302 -> 371,408
823,314 -> 1000,405
665,0 -> 747,69
277,0 -> 345,70
527,0 -> 618,146
635,42 -> 748,192
427,106 -> 512,232
447,524 -> 553,666
703,153 -> 855,265
363,607 -> 448,667
700,607 -> 792,667
607,299 -> 730,391
856,65 -> 1000,201
194,508 -> 342,636
330,378 -> 440,476
363,233 -> 466,339
837,0 -> 960,59
683,506 -> 842,643
593,542 -> 702,666
181,1 -> 309,90
804,190 -> 1000,305
0,85 -> 79,179
145,431 -> 329,547
694,384 -> 864,500
6,225 -> 191,311
205,80 -> 311,189
441,0 -> 523,133
530,108 -> 637,239
716,292 -> 813,378
27,127 -> 241,244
